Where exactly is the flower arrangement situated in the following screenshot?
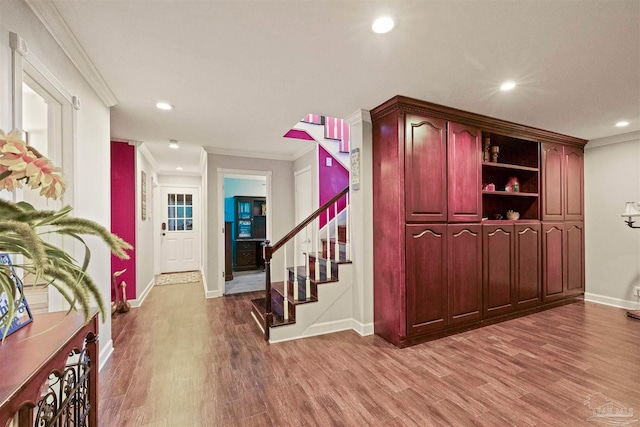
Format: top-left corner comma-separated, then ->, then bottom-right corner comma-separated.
0,129 -> 132,339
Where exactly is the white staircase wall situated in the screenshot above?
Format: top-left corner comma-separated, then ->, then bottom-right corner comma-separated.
293,122 -> 350,169
269,263 -> 355,343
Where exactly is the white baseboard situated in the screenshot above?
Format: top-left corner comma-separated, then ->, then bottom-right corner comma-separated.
130,278 -> 154,308
584,292 -> 640,310
352,319 -> 374,336
200,267 -> 221,298
269,318 -> 354,344
99,339 -> 114,372
205,289 -> 222,298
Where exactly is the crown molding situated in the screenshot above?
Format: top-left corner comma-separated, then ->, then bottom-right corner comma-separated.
137,142 -> 161,172
585,131 -> 640,150
25,0 -> 118,107
199,148 -> 208,175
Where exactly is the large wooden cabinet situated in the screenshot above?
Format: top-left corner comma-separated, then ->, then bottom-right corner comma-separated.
232,196 -> 266,271
541,142 -> 584,221
542,222 -> 585,302
372,96 -> 586,347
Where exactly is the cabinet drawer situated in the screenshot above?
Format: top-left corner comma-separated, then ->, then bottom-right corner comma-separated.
236,250 -> 255,267
237,241 -> 254,251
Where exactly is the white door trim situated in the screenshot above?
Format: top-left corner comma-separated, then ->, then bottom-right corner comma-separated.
217,168 -> 272,297
159,184 -> 202,273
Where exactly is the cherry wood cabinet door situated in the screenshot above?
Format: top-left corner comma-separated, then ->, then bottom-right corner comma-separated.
405,225 -> 448,335
515,223 -> 542,308
483,224 -> 515,318
448,224 -> 482,324
565,222 -> 585,295
564,146 -> 584,221
542,223 -> 565,301
447,123 -> 482,222
405,114 -> 448,222
541,143 -> 564,221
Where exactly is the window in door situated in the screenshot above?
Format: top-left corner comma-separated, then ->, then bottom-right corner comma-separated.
167,193 -> 193,231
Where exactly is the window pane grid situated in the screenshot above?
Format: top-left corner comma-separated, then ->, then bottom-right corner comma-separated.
167,193 -> 194,231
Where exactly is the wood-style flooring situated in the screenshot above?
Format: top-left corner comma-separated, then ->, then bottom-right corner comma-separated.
100,282 -> 640,426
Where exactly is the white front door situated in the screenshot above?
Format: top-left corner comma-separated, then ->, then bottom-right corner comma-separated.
161,187 -> 200,273
294,168 -> 313,267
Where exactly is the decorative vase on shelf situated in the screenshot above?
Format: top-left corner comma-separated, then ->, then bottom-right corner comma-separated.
490,145 -> 499,163
506,210 -> 520,220
505,177 -> 520,192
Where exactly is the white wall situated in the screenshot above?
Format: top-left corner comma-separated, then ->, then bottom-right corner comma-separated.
158,174 -> 202,186
585,131 -> 640,310
0,1 -> 114,359
224,177 -> 266,197
135,148 -> 157,302
207,154 -> 294,294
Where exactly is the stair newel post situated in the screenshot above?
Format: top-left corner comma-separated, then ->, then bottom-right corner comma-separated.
263,241 -> 273,341
283,244 -> 289,320
346,192 -> 351,262
305,223 -> 311,301
326,209 -> 332,279
293,236 -> 299,301
314,216 -> 320,281
334,201 -> 340,261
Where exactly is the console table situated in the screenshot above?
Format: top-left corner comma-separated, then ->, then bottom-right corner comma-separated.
0,310 -> 99,426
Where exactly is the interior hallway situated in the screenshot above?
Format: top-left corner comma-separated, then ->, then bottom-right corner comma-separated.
99,281 -> 640,426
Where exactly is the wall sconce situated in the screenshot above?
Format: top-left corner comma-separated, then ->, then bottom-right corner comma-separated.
621,201 -> 640,228
621,201 -> 640,320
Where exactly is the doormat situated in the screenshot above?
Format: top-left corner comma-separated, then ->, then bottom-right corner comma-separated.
155,271 -> 201,286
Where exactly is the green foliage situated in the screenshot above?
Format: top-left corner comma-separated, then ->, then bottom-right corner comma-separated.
0,199 -> 132,339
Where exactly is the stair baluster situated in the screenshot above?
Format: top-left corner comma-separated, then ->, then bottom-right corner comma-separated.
305,223 -> 311,301
263,241 -> 273,341
326,209 -> 332,279
314,216 -> 320,281
283,245 -> 289,320
346,192 -> 351,261
293,237 -> 299,301
334,201 -> 340,261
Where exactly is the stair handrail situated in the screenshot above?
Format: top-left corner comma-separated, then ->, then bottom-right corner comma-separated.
262,185 -> 349,340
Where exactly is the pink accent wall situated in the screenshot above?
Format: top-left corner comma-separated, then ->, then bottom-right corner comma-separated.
283,129 -> 315,140
110,141 -> 136,301
318,145 -> 349,228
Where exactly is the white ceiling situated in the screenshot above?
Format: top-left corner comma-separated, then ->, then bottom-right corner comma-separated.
49,0 -> 640,175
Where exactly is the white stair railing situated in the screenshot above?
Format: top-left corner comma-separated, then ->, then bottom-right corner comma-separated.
261,186 -> 349,339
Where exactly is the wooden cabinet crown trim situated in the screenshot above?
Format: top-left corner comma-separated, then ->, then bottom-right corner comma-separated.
370,95 -> 587,148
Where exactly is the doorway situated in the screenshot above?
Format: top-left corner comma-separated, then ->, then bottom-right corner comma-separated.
218,169 -> 272,295
160,186 -> 201,273
20,80 -> 65,314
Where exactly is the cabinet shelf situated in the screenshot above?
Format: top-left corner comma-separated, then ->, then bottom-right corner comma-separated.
482,162 -> 538,172
482,191 -> 539,197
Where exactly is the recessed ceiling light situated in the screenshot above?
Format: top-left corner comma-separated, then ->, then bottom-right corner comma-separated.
500,81 -> 516,91
176,167 -> 183,171
616,121 -> 630,127
169,139 -> 179,149
156,102 -> 174,110
372,17 -> 394,34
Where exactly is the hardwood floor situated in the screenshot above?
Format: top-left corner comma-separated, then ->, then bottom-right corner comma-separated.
100,282 -> 640,426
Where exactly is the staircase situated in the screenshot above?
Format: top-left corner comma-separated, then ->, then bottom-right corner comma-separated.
251,187 -> 352,343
